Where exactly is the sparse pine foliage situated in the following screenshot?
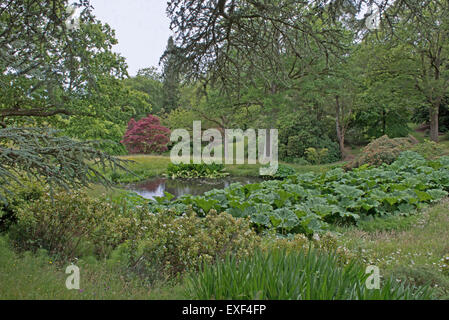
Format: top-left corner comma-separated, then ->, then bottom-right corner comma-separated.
0,127 -> 128,203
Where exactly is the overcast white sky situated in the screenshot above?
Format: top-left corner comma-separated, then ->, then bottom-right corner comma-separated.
89,0 -> 172,76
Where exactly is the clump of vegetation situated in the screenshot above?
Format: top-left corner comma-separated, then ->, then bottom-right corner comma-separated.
261,164 -> 296,180
411,140 -> 449,160
305,147 -> 329,165
278,112 -> 341,165
121,115 -> 171,154
165,162 -> 229,179
0,180 -> 46,232
186,248 -> 433,300
355,214 -> 421,233
118,209 -> 259,282
0,235 -> 186,300
8,191 -> 142,261
347,135 -> 415,169
388,265 -> 449,300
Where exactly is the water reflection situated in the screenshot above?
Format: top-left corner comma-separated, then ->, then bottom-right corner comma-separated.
127,177 -> 262,200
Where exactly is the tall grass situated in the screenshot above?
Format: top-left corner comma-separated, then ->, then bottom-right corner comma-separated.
0,236 -> 186,300
186,249 -> 433,300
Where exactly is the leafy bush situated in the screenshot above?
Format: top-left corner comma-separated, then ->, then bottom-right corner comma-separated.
121,114 -> 170,154
121,209 -> 259,281
278,112 -> 341,164
347,135 -> 415,169
305,147 -> 329,165
411,140 -> 448,160
261,164 -> 296,180
166,162 -> 229,179
150,151 -> 449,236
8,191 -> 141,261
186,248 -> 432,300
0,180 -> 45,232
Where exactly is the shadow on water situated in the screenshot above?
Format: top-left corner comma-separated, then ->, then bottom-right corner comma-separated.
126,176 -> 262,200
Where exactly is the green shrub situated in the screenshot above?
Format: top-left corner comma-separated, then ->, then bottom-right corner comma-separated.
261,164 -> 296,180
8,191 -> 141,261
166,162 -> 229,179
278,112 -> 340,164
305,147 -> 329,165
411,140 -> 448,160
186,248 -> 433,300
280,135 -> 340,164
123,209 -> 259,282
347,135 -> 414,169
260,232 -> 351,263
0,180 -> 46,232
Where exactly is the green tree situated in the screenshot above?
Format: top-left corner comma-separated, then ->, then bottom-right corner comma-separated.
366,0 -> 449,142
125,67 -> 164,115
0,0 -> 129,199
161,36 -> 181,113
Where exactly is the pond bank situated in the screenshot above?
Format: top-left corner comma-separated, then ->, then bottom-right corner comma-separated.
126,176 -> 263,200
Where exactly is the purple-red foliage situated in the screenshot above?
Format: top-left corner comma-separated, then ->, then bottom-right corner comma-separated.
121,115 -> 170,154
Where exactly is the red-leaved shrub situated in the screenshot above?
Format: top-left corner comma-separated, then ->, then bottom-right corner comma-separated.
121,115 -> 170,154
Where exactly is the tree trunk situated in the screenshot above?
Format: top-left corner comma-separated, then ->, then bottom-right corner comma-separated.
335,96 -> 346,158
429,104 -> 439,142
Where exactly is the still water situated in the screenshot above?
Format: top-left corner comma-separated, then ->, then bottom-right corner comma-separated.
127,176 -> 262,200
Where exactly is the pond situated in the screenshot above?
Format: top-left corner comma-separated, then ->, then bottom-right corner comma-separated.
126,176 -> 263,200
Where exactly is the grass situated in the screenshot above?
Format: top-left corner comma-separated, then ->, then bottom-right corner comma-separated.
0,236 -> 186,300
102,154 -> 339,184
335,199 -> 449,298
106,155 -> 172,183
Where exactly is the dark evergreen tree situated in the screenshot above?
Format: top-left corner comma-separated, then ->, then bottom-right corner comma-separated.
161,36 -> 181,113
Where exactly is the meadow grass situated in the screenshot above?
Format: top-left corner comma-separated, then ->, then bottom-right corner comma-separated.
335,200 -> 449,298
0,236 -> 186,300
101,153 -> 338,183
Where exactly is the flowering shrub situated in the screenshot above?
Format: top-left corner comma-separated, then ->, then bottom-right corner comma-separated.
347,135 -> 414,169
121,115 -> 170,154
